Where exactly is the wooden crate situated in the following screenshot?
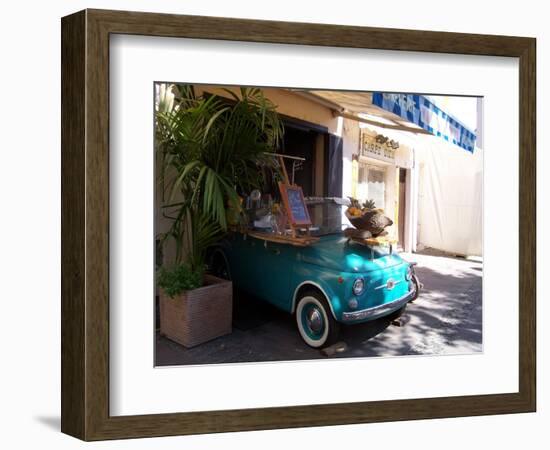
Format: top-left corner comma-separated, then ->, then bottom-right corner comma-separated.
159,274 -> 232,348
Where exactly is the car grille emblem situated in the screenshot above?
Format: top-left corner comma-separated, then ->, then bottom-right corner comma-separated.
374,278 -> 401,291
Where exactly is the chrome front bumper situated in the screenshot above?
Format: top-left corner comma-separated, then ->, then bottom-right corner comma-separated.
341,289 -> 414,322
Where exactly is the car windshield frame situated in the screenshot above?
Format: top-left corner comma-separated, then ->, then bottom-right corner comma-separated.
305,197 -> 353,237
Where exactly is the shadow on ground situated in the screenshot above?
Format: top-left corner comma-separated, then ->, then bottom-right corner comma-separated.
155,252 -> 482,366
34,416 -> 60,431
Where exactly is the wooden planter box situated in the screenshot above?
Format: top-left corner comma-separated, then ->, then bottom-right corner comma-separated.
159,274 -> 232,348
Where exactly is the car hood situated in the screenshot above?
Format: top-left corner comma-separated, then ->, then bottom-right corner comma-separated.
297,234 -> 405,273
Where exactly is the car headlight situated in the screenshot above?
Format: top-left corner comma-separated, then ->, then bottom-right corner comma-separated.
352,278 -> 365,295
405,265 -> 413,281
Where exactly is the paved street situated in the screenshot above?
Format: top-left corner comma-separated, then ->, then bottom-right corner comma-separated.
155,250 -> 482,366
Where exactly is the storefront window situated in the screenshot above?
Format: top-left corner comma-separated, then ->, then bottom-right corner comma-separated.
368,167 -> 385,209
357,164 -> 385,210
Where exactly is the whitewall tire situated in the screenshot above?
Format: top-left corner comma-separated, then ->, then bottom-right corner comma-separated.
295,290 -> 339,348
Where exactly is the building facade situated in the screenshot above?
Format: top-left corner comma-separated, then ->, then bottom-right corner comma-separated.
156,84 -> 483,258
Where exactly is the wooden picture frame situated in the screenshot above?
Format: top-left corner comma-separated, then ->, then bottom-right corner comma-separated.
61,9 -> 536,441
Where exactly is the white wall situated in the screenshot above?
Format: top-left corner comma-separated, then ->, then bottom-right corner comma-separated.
358,109 -> 483,257
416,139 -> 484,256
1,1 -> 546,450
411,96 -> 483,256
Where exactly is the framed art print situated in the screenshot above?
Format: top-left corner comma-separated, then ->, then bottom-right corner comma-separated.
61,9 -> 536,440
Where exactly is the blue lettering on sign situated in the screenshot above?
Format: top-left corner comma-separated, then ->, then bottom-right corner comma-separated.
372,92 -> 477,153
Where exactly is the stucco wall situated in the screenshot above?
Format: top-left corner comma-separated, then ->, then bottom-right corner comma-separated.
416,139 -> 483,256
195,85 -> 342,134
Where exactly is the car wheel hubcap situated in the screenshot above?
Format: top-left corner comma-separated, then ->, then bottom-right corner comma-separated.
302,304 -> 325,339
307,308 -> 323,334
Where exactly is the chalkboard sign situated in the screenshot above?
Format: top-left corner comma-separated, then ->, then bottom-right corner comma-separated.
279,182 -> 311,227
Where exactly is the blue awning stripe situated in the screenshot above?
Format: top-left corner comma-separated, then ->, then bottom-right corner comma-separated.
372,92 -> 477,153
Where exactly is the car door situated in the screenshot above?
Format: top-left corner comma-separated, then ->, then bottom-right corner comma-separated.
249,239 -> 294,311
223,233 -> 256,293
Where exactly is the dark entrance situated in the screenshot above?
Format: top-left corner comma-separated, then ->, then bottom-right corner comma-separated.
281,125 -> 317,196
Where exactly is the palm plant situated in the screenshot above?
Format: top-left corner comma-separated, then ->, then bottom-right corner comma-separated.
156,84 -> 284,271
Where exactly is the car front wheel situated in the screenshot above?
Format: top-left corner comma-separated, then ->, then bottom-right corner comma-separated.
295,290 -> 339,348
409,274 -> 420,301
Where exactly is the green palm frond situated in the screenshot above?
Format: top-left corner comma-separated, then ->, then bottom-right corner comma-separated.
155,83 -> 284,266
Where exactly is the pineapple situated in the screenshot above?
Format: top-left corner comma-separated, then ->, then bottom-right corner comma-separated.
362,199 -> 376,212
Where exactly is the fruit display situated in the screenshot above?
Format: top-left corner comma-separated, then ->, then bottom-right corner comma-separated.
347,197 -> 364,217
362,199 -> 376,211
345,197 -> 393,237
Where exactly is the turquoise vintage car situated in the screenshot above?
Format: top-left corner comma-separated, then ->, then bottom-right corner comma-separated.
210,198 -> 419,348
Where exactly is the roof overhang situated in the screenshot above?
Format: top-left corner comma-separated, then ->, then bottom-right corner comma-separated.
290,89 -> 477,153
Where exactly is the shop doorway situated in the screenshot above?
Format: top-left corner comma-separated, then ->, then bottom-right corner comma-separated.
281,126 -> 317,195
398,168 -> 407,245
278,117 -> 332,198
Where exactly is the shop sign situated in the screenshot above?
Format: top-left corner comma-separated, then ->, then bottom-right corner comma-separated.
360,132 -> 396,163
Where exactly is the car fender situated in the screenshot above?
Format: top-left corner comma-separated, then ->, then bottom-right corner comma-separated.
291,280 -> 339,320
209,246 -> 232,279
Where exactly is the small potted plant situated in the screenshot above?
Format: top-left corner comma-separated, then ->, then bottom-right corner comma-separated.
157,263 -> 232,348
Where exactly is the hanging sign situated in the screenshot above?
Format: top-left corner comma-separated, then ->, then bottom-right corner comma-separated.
360,132 -> 397,163
372,92 -> 477,152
